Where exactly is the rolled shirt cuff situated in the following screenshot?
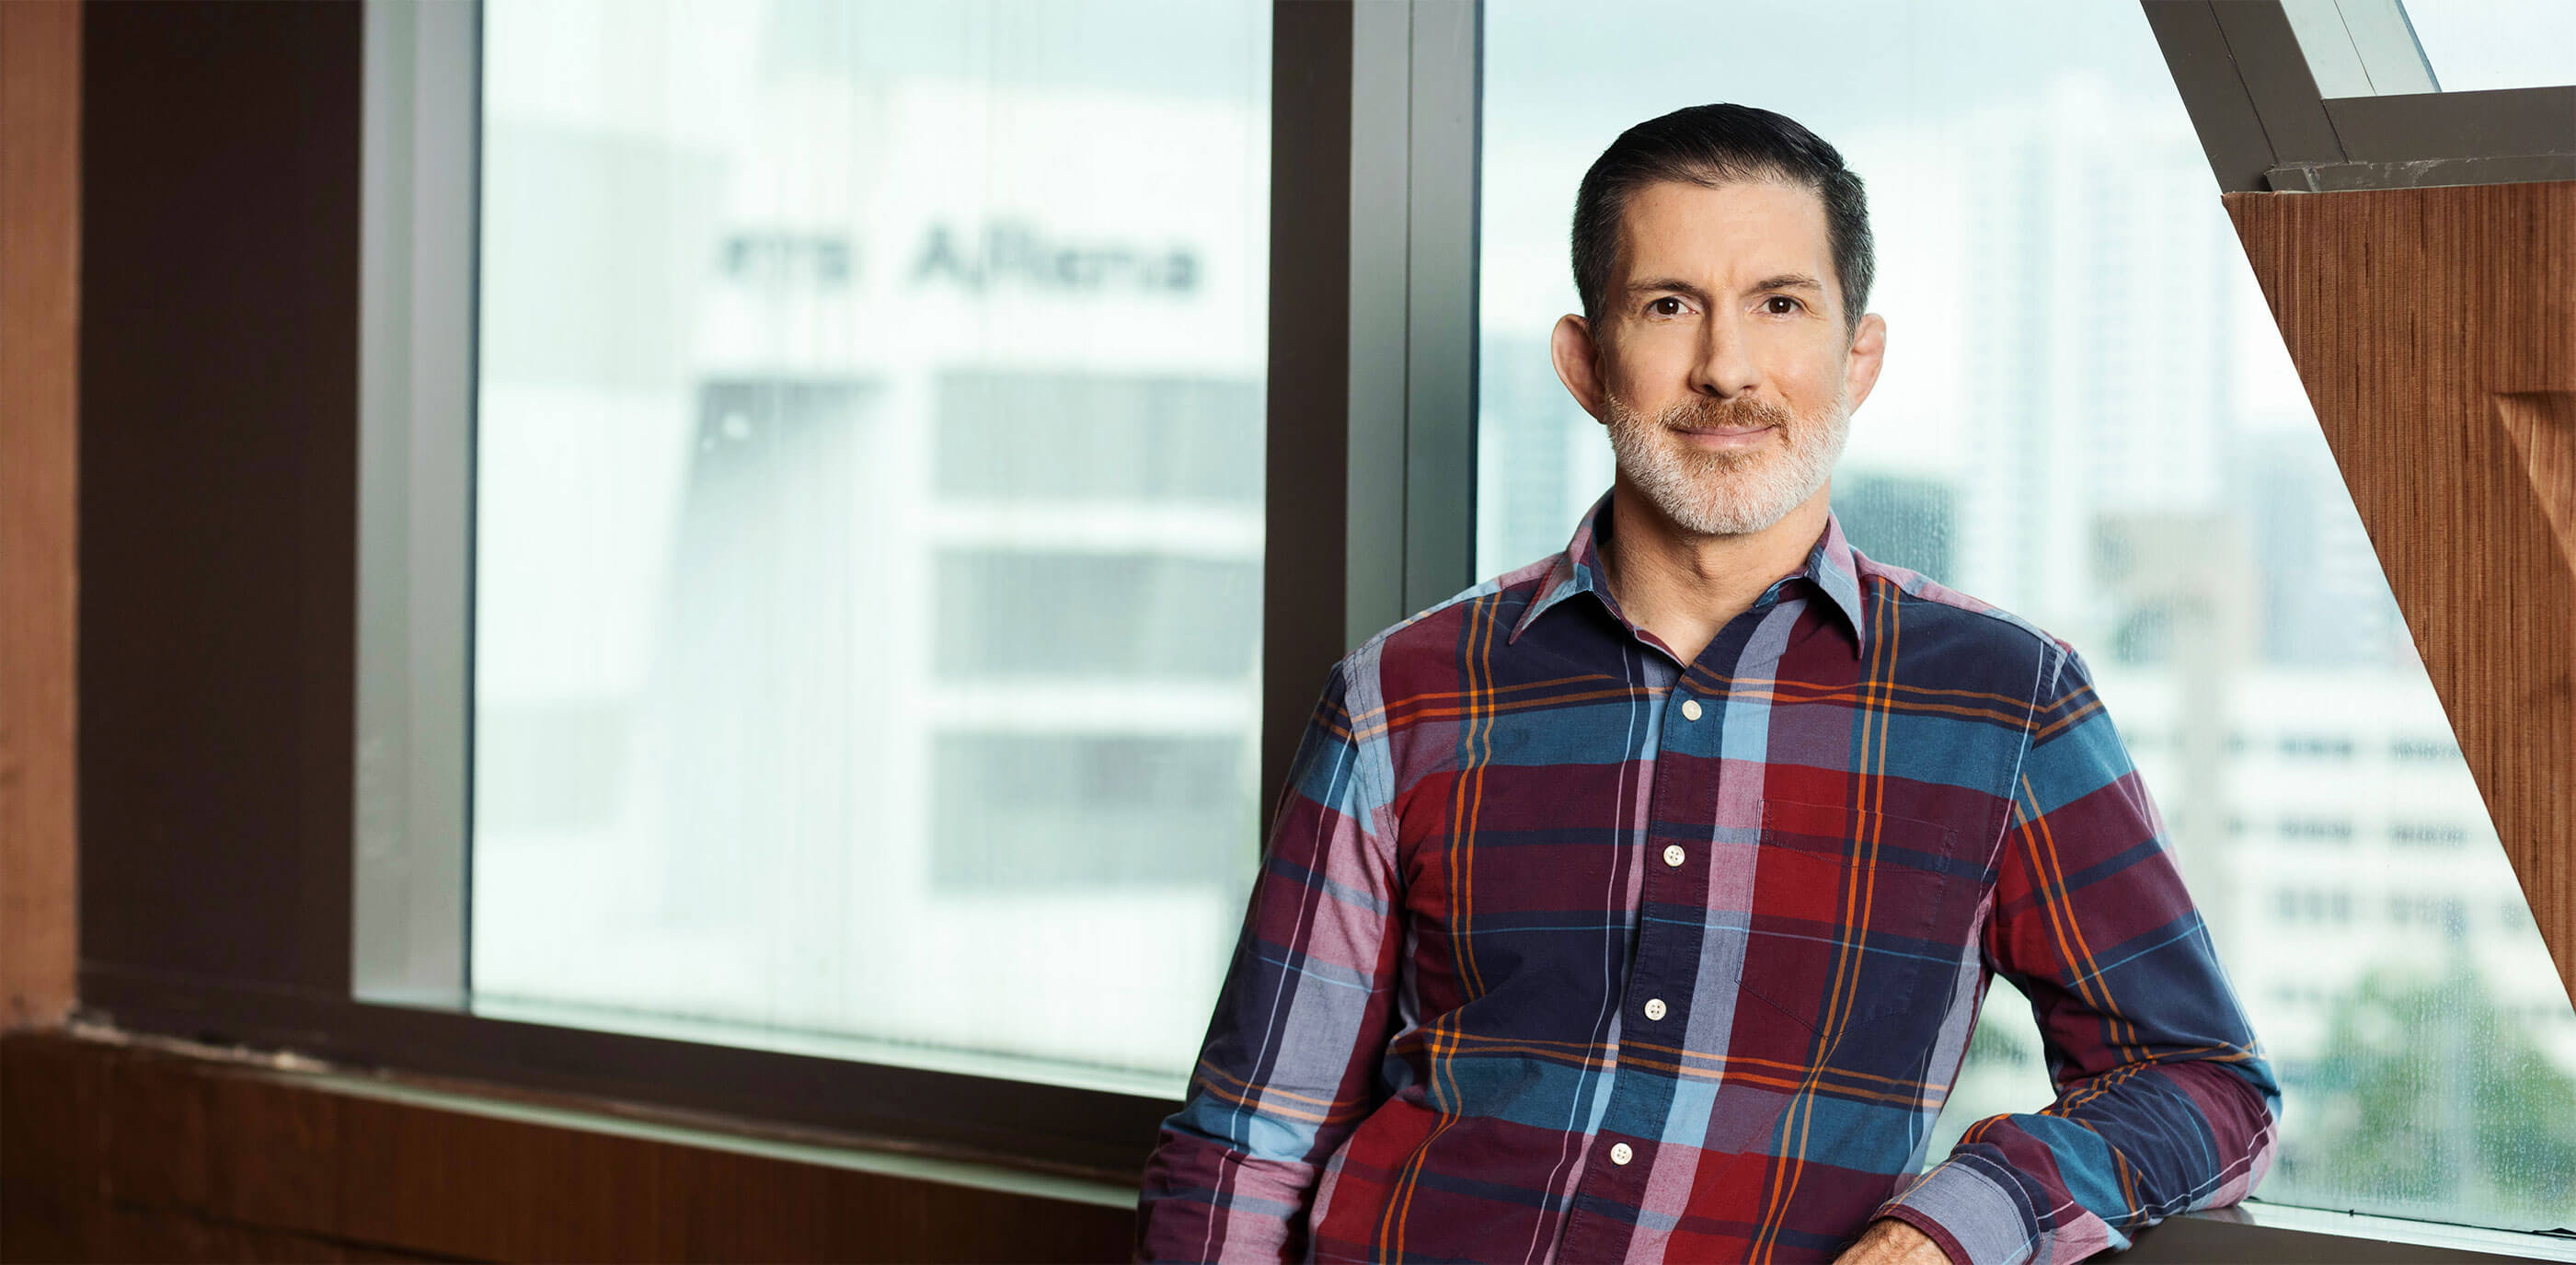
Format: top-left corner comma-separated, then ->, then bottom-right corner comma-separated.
1878,1153 -> 2038,1265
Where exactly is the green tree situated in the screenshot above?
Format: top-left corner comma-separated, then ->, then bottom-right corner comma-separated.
2272,960 -> 2576,1230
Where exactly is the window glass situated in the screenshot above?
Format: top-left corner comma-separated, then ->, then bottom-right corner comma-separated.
1478,0 -> 2576,1229
2283,0 -> 2575,98
2391,0 -> 2575,93
471,0 -> 1269,1092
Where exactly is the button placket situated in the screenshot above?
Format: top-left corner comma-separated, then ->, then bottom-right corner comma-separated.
1635,684 -> 1700,1040
1579,677 -> 1698,1195
1558,616 -> 1777,1262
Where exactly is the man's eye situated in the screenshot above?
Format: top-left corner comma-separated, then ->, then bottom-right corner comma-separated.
1647,296 -> 1685,316
1764,295 -> 1804,316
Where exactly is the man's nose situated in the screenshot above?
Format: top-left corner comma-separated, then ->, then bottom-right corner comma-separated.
1688,311 -> 1761,398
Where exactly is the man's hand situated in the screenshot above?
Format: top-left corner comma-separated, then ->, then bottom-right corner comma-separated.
1834,1216 -> 1950,1265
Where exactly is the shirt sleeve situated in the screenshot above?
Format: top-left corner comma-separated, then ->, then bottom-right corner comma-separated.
1879,647 -> 2283,1265
1135,660 -> 1408,1263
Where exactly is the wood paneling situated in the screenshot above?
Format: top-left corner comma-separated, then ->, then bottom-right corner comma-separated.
2500,391 -> 2576,571
2226,182 -> 2576,1001
0,0 -> 80,1029
0,1030 -> 1137,1263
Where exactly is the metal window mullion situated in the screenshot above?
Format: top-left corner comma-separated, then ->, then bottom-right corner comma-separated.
1344,0 -> 1479,650
2145,0 -> 2575,194
2278,0 -> 2437,99
1400,0 -> 1479,619
2207,0 -> 2351,171
355,0 -> 477,1009
2326,0 -> 2438,95
1343,0 -> 1410,650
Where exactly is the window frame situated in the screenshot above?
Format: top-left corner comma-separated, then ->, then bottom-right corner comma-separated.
81,0 -> 1479,1186
69,0 -> 2576,1255
2143,0 -> 2576,192
353,0 -> 472,1015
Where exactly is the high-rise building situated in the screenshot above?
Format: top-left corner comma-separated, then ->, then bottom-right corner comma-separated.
470,17 -> 1272,1083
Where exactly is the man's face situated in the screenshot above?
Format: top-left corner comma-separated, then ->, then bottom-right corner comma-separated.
1554,178 -> 1886,537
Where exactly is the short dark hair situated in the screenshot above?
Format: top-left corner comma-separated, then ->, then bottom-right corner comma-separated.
1571,103 -> 1874,337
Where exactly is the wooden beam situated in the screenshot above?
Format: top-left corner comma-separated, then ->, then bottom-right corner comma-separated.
2225,182 -> 2576,1001
0,0 -> 80,1029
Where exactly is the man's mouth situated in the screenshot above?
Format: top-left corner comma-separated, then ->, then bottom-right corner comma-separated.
1668,422 -> 1777,451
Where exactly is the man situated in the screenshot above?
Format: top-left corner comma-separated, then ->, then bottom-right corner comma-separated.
1136,103 -> 2277,1265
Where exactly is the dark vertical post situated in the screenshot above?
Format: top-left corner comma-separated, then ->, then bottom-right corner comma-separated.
1261,0 -> 1354,836
80,0 -> 365,999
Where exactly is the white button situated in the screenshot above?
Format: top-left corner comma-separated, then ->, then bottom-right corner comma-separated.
1680,697 -> 1703,721
1662,844 -> 1685,868
1609,1142 -> 1634,1166
1643,997 -> 1667,1021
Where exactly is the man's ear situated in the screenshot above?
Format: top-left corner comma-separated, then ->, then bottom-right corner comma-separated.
1843,312 -> 1888,413
1551,314 -> 1609,424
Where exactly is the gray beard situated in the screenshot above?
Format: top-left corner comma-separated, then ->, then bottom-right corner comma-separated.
1603,391 -> 1850,537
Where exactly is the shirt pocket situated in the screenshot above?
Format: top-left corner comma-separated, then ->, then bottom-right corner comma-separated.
1731,798 -> 1971,1047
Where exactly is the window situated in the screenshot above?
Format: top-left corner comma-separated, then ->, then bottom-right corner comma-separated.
250,0 -> 2569,1248
2396,0 -> 2576,91
2394,734 -> 2463,762
465,0 -> 1271,1088
1476,0 -> 2576,1233
2279,733 -> 2358,760
2275,888 -> 2354,925
2391,821 -> 2468,847
2283,0 -> 2576,98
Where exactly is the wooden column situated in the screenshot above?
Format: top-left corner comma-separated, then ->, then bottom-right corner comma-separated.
0,0 -> 80,1029
2226,182 -> 2576,1001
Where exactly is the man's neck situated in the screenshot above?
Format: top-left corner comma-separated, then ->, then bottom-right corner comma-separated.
1597,475 -> 1833,668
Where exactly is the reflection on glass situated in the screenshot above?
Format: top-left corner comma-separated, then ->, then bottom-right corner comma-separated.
1478,0 -> 2576,1232
470,0 -> 1270,1092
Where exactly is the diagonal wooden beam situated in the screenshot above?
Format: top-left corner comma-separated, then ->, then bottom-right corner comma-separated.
2225,182 -> 2576,1002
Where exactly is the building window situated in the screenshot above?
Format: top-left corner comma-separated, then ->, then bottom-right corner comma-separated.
2280,733 -> 2358,760
2393,734 -> 2465,763
2390,822 -> 2469,847
467,0 -> 1271,1087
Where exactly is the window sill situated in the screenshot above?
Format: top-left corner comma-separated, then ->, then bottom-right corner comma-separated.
2128,1198 -> 2576,1263
24,1017 -> 2573,1264
3,1024 -> 1137,1262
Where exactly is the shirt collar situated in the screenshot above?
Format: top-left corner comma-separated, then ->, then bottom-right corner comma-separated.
1506,488 -> 1870,660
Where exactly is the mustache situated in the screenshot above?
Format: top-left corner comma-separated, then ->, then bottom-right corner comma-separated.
1649,392 -> 1797,431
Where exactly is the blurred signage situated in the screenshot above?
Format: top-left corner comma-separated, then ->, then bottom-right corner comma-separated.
716,223 -> 1201,296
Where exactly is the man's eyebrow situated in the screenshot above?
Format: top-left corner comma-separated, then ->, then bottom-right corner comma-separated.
1747,272 -> 1824,293
1624,277 -> 1712,301
1623,273 -> 1825,300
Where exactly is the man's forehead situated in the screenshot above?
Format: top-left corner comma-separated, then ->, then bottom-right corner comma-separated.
1616,178 -> 1831,282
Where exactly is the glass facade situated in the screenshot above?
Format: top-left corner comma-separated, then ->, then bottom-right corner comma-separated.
470,0 -> 1270,1091
1476,0 -> 2575,1231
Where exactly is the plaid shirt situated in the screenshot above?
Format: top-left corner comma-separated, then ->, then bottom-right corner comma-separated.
1137,490 -> 2279,1264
